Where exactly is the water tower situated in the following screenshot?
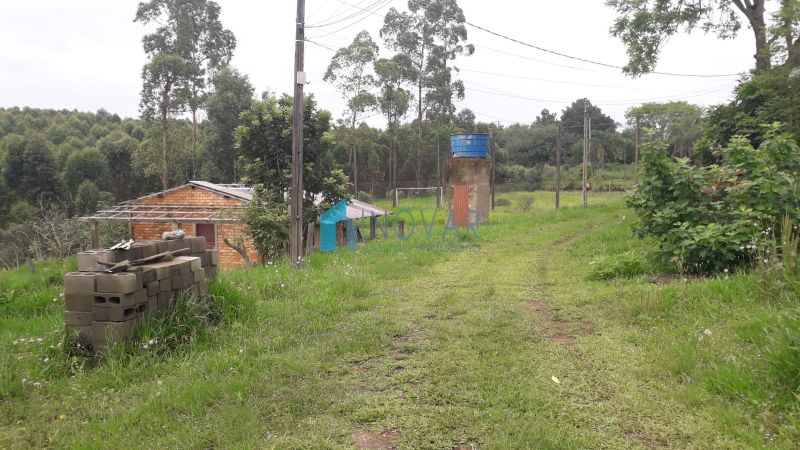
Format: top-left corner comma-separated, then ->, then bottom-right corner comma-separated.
445,133 -> 491,225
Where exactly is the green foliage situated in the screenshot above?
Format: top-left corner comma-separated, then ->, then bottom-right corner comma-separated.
629,128 -> 800,273
74,180 -> 114,216
63,148 -> 109,194
2,131 -> 61,201
706,67 -> 800,148
607,0 -> 787,74
626,101 -> 705,157
357,191 -> 374,203
242,187 -> 289,262
517,196 -> 534,212
760,310 -> 800,401
202,67 -> 254,182
235,93 -> 345,224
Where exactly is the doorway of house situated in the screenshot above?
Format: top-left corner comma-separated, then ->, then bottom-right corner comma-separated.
195,223 -> 216,249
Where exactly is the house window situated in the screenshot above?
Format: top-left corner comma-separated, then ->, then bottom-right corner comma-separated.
195,223 -> 217,249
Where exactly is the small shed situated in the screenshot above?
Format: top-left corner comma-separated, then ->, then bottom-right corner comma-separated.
82,181 -> 390,269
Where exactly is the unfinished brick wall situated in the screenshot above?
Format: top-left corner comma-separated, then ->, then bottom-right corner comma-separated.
127,185 -> 260,269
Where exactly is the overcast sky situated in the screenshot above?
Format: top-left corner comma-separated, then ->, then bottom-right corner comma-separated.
0,0 -> 753,128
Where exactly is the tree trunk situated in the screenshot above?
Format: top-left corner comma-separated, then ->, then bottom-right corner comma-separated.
160,114 -> 169,191
191,107 -> 198,180
786,36 -> 800,68
734,0 -> 771,73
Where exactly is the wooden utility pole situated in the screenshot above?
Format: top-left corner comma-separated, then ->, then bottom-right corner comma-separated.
353,146 -> 358,197
635,115 -> 641,177
490,133 -> 496,210
436,136 -> 441,208
582,104 -> 589,207
555,122 -> 562,210
289,0 -> 306,266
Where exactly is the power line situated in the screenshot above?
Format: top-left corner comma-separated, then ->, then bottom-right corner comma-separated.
459,68 -> 663,91
463,80 -> 737,107
307,0 -> 392,39
465,21 -> 744,78
306,0 -> 389,28
320,0 -> 745,79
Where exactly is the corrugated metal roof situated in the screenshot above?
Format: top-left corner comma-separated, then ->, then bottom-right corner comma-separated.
347,199 -> 390,219
189,181 -> 254,201
117,180 -> 389,221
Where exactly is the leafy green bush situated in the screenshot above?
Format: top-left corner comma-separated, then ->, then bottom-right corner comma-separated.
588,249 -> 649,280
628,127 -> 800,273
517,196 -> 534,212
357,191 -> 373,203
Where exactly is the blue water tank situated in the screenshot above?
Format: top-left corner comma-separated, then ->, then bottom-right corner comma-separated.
451,133 -> 489,158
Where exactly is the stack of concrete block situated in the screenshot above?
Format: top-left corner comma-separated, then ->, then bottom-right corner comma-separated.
65,237 -> 219,354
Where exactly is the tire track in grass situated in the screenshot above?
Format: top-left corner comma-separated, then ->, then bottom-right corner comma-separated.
344,207 -> 621,448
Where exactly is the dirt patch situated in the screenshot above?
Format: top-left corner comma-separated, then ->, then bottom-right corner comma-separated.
625,427 -> 669,448
526,299 -> 596,345
353,363 -> 371,373
352,428 -> 401,449
390,329 -> 422,360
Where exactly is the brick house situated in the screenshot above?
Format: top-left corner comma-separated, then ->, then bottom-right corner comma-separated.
83,181 -> 389,269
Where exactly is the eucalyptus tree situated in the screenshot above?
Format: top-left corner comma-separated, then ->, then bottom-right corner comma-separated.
380,0 -> 474,184
175,0 -> 236,179
324,30 -> 379,196
607,0 -> 800,75
135,0 -> 235,190
374,56 -> 412,203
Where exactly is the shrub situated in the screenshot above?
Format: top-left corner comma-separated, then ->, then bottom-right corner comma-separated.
495,198 -> 511,207
357,191 -> 374,203
628,127 -> 800,274
517,196 -> 534,212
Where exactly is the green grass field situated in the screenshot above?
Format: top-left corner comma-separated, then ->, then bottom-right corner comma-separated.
1,191 -> 798,448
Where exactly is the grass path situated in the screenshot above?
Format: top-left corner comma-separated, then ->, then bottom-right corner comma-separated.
1,192 -> 795,448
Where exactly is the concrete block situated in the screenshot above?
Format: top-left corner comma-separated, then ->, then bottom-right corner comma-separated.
146,280 -> 160,296
192,268 -> 205,283
130,246 -> 144,261
207,249 -> 219,266
91,320 -> 137,352
156,241 -> 170,254
173,273 -> 193,289
198,280 -> 208,296
158,278 -> 172,292
176,238 -> 192,251
92,302 -> 146,322
77,251 -> 113,272
96,273 -> 139,294
175,256 -> 202,271
65,293 -> 93,312
148,295 -> 158,314
64,272 -> 96,294
139,259 -> 184,280
195,251 -> 211,267
166,239 -> 181,252
172,259 -> 192,275
157,291 -> 170,311
188,236 -> 206,253
137,242 -> 158,258
64,311 -> 92,326
93,289 -> 146,308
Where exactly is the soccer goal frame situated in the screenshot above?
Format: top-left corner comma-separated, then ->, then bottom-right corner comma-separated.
393,186 -> 444,206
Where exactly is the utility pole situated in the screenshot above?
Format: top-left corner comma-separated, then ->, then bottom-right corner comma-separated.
436,135 -> 441,208
490,133 -> 496,210
635,115 -> 641,178
555,121 -> 562,210
289,0 -> 306,266
353,146 -> 358,197
582,104 -> 589,208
